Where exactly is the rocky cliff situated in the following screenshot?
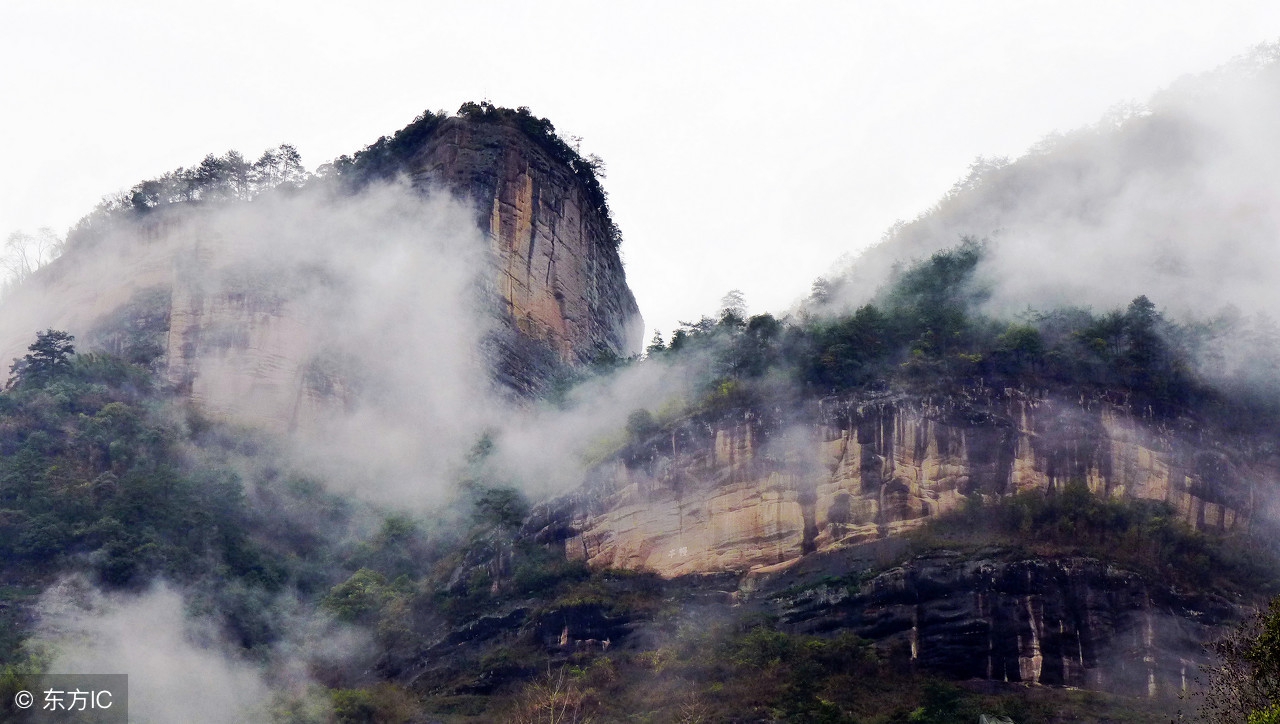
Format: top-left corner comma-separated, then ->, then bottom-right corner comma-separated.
0,110 -> 643,424
770,548 -> 1233,698
408,117 -> 643,391
513,389 -> 1269,700
547,390 -> 1268,578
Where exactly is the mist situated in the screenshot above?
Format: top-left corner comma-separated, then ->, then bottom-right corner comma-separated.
823,44 -> 1280,327
32,576 -> 369,724
0,168 -> 704,516
10,45 -> 1280,719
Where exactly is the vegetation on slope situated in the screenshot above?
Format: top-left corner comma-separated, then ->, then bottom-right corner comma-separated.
0,331 -> 367,652
0,327 -> 1207,723
64,101 -> 621,254
907,480 -> 1280,596
1196,594 -> 1280,723
642,238 -> 1280,434
6,93 -> 1280,720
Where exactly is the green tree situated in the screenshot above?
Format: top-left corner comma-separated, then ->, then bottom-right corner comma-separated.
669,329 -> 690,353
324,569 -> 391,623
646,330 -> 666,356
806,304 -> 890,391
720,289 -> 747,327
993,323 -> 1044,376
250,144 -> 308,192
331,688 -> 378,724
472,485 -> 530,530
809,277 -> 832,305
625,409 -> 658,441
7,329 -> 75,388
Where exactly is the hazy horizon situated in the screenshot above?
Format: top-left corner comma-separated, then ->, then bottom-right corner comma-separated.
7,2 -> 1280,341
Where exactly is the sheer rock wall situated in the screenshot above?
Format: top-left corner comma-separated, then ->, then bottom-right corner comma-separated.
410,117 -> 643,393
777,550 -> 1231,698
552,392 -> 1266,577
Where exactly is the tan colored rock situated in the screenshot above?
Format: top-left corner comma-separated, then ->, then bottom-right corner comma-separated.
412,118 -> 643,389
560,394 -> 1268,577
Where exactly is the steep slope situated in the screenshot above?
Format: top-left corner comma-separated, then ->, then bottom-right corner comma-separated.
5,66 -> 1280,714
0,106 -> 643,429
410,115 -> 643,391
503,387 -> 1269,703
772,548 -> 1234,698
504,52 -> 1280,701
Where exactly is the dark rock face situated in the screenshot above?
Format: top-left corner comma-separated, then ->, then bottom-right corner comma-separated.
391,543 -> 1234,702
409,117 -> 644,393
532,603 -> 631,650
776,551 -> 1235,698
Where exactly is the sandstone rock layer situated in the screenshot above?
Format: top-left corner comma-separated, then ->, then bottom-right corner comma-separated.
411,118 -> 643,392
554,392 -> 1267,577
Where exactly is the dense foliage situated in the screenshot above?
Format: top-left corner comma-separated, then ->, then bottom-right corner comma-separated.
66,145 -> 309,249
1199,597 -> 1280,722
645,239 -> 1280,429
0,298 -> 1260,724
0,333 -> 369,646
0,337 -> 246,589
323,110 -> 447,188
8,133 -> 1280,720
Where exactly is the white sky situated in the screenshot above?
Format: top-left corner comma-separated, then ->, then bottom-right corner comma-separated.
3,1 -> 1280,343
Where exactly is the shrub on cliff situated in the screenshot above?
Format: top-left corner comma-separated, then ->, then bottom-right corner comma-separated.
0,330 -> 372,659
1199,597 -> 1280,722
457,101 -> 621,249
916,482 -> 1279,594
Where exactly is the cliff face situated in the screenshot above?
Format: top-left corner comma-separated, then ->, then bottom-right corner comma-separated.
0,113 -> 643,423
551,391 -> 1267,578
519,390 -> 1267,699
409,118 -> 642,391
774,550 -> 1233,698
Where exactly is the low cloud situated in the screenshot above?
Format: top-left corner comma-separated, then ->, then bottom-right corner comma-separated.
825,45 -> 1280,326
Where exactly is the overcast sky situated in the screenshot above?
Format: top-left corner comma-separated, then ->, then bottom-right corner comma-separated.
4,1 -> 1280,342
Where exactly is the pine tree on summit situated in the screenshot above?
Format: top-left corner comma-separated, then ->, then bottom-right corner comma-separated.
7,329 -> 75,389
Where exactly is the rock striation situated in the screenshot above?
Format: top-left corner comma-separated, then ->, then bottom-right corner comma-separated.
547,390 -> 1268,578
409,117 -> 643,391
774,550 -> 1232,698
519,389 -> 1270,699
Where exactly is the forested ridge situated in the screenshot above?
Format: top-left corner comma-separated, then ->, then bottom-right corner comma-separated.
4,233 -> 1280,720
6,94 -> 1280,722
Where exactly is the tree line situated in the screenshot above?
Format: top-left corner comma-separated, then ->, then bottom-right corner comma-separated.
644,238 -> 1280,428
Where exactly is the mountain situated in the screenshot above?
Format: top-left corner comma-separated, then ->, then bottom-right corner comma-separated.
510,49 -> 1280,714
3,80 -> 1280,722
0,103 -> 643,430
405,106 -> 644,392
